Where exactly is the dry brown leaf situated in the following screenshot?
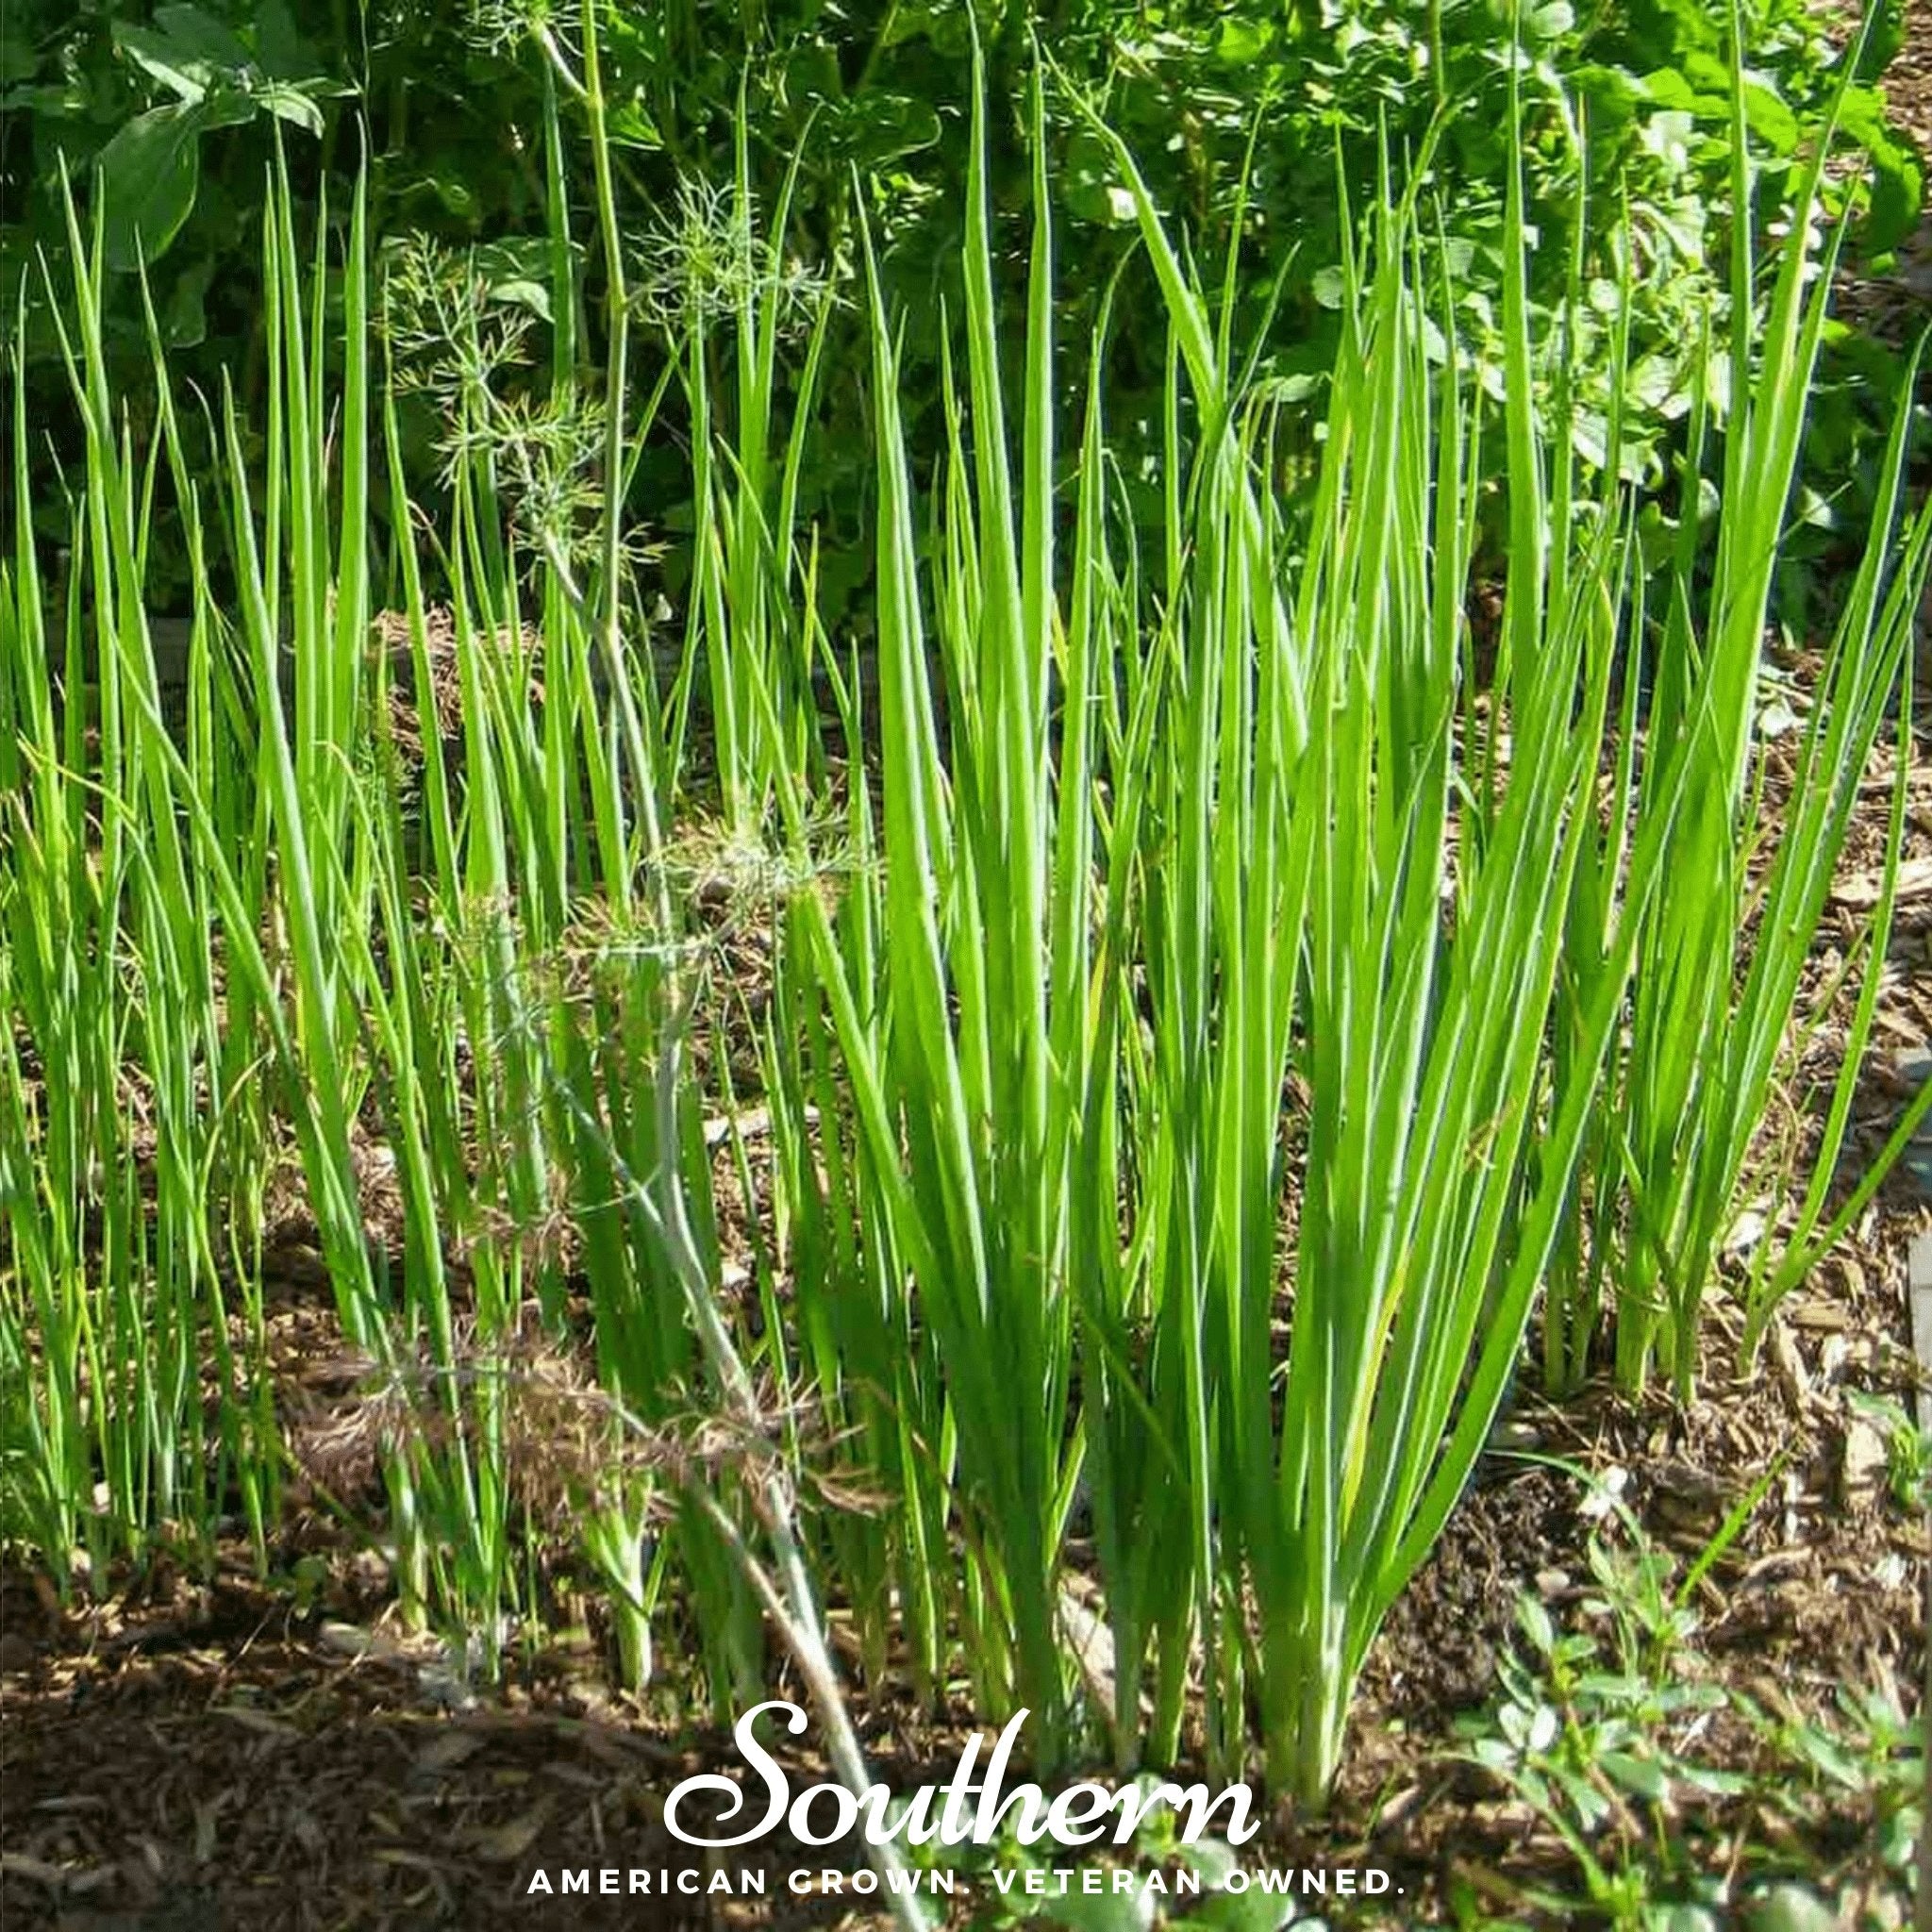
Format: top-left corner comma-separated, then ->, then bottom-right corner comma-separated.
467,1794 -> 555,1863
414,1729 -> 489,1775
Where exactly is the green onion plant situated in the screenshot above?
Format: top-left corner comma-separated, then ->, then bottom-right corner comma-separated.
2,10 -> 1922,1824
1541,17 -> 1932,1397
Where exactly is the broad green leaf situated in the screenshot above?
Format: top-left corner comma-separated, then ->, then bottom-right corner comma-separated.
842,93 -> 942,165
0,25 -> 41,85
113,25 -> 214,103
160,257 -> 213,345
475,237 -> 559,320
1748,1885 -> 1838,1932
97,104 -> 205,272
151,5 -> 251,69
1597,1749 -> 1671,1800
255,82 -> 325,137
1180,1886 -> 1298,1932
254,0 -> 317,77
1041,1883 -> 1158,1932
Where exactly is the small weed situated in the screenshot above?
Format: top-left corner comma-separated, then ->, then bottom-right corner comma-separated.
906,1787 -> 1298,1932
1844,1391 -> 1932,1512
1454,1474 -> 1923,1928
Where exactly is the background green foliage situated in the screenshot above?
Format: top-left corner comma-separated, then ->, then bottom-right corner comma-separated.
4,0 -> 1924,617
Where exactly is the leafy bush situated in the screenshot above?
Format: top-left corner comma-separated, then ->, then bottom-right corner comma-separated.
4,0 -> 1922,613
